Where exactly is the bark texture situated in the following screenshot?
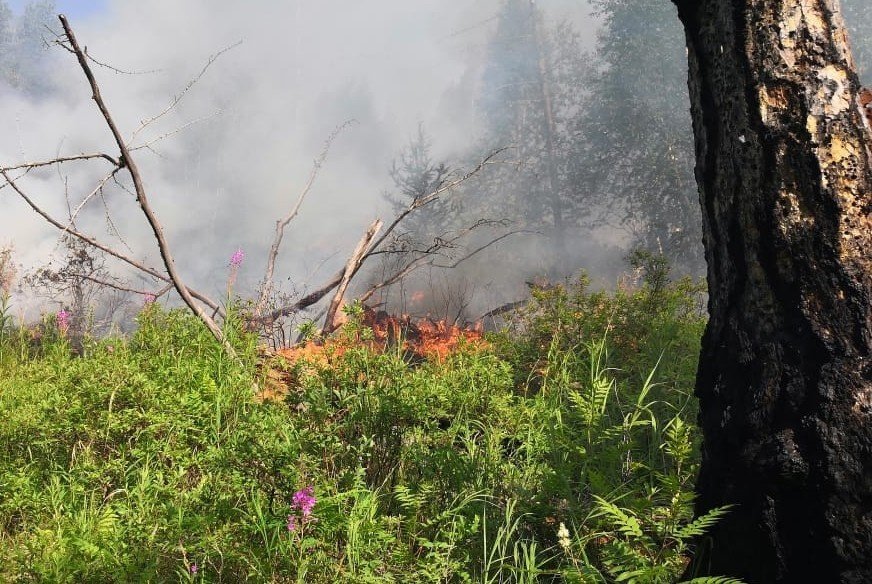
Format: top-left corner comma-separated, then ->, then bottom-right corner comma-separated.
671,0 -> 872,581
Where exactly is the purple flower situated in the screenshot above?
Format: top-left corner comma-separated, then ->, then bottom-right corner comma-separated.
56,309 -> 70,332
190,562 -> 198,575
286,514 -> 296,532
143,293 -> 156,305
229,248 -> 245,268
292,485 -> 316,517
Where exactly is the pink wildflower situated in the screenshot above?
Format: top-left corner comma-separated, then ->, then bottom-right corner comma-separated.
56,309 -> 70,332
292,485 -> 316,517
144,293 -> 156,305
286,514 -> 296,532
229,248 -> 245,268
190,562 -> 198,575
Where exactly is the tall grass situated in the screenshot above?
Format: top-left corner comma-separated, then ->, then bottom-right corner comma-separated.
0,272 -> 742,582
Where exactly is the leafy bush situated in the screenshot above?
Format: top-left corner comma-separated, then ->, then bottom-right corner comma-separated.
0,269 -> 742,582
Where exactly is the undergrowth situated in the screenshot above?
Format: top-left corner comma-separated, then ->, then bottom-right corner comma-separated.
0,268 -> 743,582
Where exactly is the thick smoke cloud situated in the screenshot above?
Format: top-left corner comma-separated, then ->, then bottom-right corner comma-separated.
1,1 -> 599,317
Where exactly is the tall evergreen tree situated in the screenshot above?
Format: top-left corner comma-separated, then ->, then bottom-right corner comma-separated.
472,0 -> 590,274
385,123 -> 453,244
0,0 -> 56,95
572,0 -> 701,273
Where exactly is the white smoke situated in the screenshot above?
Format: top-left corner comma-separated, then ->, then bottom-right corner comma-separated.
0,0 -> 601,319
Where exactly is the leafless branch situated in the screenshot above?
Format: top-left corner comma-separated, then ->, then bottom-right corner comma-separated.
358,228 -> 530,305
0,152 -> 119,172
72,273 -> 171,298
479,299 -> 526,321
132,40 -> 242,140
84,51 -> 163,76
357,256 -> 430,305
1,169 -> 222,314
432,229 -> 534,269
368,148 -> 508,255
127,110 -> 223,156
65,166 -> 123,228
59,15 -> 235,355
255,120 -> 356,315
251,150 -> 506,325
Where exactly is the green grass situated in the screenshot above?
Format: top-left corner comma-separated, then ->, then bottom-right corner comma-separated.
0,272 -> 741,583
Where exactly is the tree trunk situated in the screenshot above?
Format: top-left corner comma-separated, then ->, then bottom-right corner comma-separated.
530,3 -> 566,270
671,0 -> 872,581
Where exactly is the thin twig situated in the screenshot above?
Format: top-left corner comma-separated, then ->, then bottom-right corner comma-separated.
71,272 -> 168,297
129,110 -> 222,153
132,40 -> 242,140
0,152 -> 119,172
432,229 -> 534,269
65,167 -> 123,229
255,120 -> 356,315
85,51 -> 163,76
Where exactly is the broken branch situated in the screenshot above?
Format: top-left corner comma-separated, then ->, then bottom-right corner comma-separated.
323,219 -> 383,333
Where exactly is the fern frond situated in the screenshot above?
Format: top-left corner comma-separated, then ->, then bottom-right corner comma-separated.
600,539 -> 648,574
674,505 -> 734,540
592,495 -> 643,538
678,577 -> 746,584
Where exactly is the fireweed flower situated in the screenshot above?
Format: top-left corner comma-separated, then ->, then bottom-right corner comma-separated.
227,248 -> 244,292
56,309 -> 70,332
287,485 -> 316,536
292,485 -> 316,517
189,563 -> 198,575
229,248 -> 245,267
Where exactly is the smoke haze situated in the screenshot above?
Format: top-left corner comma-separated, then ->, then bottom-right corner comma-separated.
1,1 -> 601,319
4,1 -> 869,323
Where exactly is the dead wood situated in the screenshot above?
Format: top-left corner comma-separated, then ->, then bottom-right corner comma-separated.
323,219 -> 383,333
58,15 -> 235,357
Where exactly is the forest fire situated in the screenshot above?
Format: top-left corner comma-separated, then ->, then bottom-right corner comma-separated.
257,306 -> 487,401
276,305 -> 487,367
362,306 -> 486,360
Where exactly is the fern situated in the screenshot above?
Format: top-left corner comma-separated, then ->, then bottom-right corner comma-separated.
678,577 -> 746,584
674,505 -> 734,540
591,496 -> 643,538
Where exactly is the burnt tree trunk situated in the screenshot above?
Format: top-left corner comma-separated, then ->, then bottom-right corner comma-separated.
671,0 -> 872,582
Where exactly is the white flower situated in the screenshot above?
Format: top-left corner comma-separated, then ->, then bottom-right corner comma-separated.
557,522 -> 571,549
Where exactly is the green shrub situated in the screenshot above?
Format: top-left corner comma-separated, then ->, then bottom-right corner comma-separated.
0,270 -> 742,582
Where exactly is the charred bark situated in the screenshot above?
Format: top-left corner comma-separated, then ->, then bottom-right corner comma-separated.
671,0 -> 872,581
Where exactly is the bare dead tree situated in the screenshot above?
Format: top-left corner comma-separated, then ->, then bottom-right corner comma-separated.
56,16 -> 235,355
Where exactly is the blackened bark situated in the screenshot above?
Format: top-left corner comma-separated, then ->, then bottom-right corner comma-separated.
671,0 -> 872,582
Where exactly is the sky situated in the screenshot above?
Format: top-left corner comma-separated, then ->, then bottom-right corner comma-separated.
7,0 -> 106,19
1,1 -> 603,320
